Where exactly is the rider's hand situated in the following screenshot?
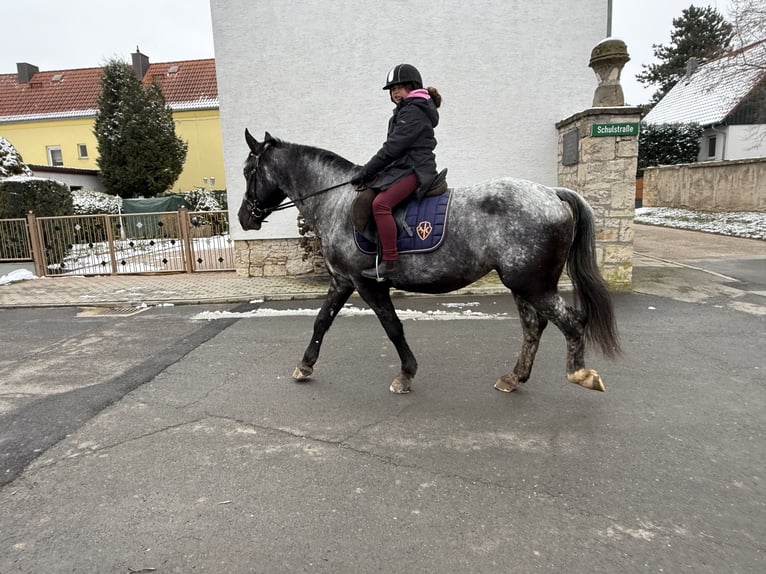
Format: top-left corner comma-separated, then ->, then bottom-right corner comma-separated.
350,168 -> 369,186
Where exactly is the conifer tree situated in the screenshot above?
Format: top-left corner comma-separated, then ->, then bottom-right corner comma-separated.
637,5 -> 733,104
0,136 -> 32,178
93,59 -> 187,198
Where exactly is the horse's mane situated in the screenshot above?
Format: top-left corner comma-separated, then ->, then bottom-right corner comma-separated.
273,138 -> 357,172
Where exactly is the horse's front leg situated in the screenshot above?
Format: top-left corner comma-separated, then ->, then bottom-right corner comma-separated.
293,280 -> 355,381
495,294 -> 548,393
356,282 -> 418,394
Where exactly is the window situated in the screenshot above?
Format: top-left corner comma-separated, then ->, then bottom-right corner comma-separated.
77,144 -> 88,159
707,136 -> 717,158
47,145 -> 63,167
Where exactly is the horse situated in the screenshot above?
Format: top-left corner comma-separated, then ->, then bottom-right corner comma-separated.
238,129 -> 620,395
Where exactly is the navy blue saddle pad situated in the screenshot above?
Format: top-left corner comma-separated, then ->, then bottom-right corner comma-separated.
354,190 -> 453,255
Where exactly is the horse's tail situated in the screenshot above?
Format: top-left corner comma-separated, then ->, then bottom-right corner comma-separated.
555,188 -> 621,358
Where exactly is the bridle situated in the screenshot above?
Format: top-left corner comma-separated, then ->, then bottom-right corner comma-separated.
244,149 -> 352,222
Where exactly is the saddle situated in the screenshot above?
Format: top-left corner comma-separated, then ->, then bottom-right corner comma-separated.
352,169 -> 452,255
351,168 -> 449,235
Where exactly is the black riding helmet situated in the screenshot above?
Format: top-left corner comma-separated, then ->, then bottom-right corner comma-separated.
382,64 -> 423,90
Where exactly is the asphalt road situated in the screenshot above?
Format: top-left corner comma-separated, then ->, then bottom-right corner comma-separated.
0,280 -> 764,572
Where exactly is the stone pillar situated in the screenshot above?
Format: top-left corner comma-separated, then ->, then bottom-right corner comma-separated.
555,39 -> 640,291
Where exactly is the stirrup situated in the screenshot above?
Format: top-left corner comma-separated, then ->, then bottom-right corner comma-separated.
362,256 -> 397,282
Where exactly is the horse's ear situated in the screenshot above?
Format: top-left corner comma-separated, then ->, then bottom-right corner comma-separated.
245,128 -> 260,153
264,131 -> 275,143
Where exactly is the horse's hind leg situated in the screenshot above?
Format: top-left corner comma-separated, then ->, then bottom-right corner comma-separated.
495,294 -> 548,393
293,280 -> 355,381
355,283 -> 417,394
528,292 -> 605,392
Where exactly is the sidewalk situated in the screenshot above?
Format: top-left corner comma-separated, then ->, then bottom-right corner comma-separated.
0,262 -> 511,309
1,224 -> 763,308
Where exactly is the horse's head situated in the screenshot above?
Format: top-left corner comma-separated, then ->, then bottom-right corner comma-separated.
238,129 -> 286,231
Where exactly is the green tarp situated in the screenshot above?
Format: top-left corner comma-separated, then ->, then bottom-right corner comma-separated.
121,197 -> 191,214
119,197 -> 191,238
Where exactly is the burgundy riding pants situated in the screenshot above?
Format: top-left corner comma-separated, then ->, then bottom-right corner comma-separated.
372,173 -> 418,261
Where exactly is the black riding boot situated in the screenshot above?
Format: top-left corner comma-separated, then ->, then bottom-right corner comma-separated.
361,259 -> 399,282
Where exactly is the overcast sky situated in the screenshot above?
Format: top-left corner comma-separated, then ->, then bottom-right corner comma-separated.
1,0 -> 726,106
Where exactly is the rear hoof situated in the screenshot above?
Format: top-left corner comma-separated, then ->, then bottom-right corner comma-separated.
494,375 -> 519,393
567,368 -> 606,392
293,364 -> 313,382
390,376 -> 412,394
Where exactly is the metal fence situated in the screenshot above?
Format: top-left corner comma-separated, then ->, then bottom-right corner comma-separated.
0,208 -> 234,276
0,218 -> 32,261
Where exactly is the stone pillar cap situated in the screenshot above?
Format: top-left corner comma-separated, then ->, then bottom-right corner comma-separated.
589,37 -> 630,67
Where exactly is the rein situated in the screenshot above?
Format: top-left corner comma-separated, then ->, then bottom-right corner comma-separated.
267,179 -> 353,213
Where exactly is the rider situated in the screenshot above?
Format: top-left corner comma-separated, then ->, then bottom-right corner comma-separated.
352,63 -> 442,281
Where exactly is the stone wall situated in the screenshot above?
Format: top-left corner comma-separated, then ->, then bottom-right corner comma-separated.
643,158 -> 766,211
234,238 -> 326,277
556,107 -> 641,290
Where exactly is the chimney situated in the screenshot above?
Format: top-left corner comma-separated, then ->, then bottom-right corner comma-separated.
16,62 -> 39,84
132,47 -> 150,79
685,58 -> 699,80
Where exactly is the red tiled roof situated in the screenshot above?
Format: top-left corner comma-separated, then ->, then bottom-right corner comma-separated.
0,58 -> 218,121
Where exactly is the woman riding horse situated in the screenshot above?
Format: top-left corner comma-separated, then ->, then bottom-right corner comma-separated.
352,64 -> 443,281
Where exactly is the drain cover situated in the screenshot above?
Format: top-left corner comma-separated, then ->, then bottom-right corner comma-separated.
77,306 -> 149,317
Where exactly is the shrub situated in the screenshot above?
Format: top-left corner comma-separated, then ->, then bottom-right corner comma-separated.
177,188 -> 222,211
0,177 -> 73,218
638,122 -> 703,174
298,213 -> 323,263
0,177 -> 74,267
71,189 -> 123,215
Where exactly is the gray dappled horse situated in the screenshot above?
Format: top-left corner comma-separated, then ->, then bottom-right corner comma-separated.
239,130 -> 620,395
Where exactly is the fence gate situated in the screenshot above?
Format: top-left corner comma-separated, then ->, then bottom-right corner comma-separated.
0,218 -> 33,262
17,208 -> 234,277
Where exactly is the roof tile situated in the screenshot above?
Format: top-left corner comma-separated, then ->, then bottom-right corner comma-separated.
0,58 -> 218,122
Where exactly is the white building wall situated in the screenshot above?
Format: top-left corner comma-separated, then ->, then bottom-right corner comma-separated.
725,124 -> 766,160
211,0 -> 607,239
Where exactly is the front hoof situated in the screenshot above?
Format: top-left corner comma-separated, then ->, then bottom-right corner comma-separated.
390,376 -> 412,394
293,364 -> 313,382
567,368 -> 606,392
494,375 -> 519,393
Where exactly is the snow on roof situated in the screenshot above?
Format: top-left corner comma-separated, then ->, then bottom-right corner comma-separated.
643,39 -> 766,126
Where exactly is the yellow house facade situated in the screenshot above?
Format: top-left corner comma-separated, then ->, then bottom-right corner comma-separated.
0,53 -> 224,193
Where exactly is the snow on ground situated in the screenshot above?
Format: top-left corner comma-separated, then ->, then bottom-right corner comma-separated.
191,304 -> 511,321
0,269 -> 37,285
635,207 -> 766,240
1,208 -> 764,286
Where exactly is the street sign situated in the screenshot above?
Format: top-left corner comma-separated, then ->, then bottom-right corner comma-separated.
591,122 -> 640,137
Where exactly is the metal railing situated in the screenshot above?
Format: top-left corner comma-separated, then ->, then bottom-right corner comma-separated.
0,218 -> 32,261
1,208 -> 233,276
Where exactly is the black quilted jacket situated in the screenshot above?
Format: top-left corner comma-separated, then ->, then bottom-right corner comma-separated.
361,92 -> 439,195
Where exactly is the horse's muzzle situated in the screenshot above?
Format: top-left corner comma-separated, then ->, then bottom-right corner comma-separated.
238,201 -> 264,230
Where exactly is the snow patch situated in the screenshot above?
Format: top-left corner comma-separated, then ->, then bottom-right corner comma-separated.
635,207 -> 766,240
0,269 -> 38,285
191,305 -> 511,322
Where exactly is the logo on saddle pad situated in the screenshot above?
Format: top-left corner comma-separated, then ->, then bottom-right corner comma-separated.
416,220 -> 433,240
